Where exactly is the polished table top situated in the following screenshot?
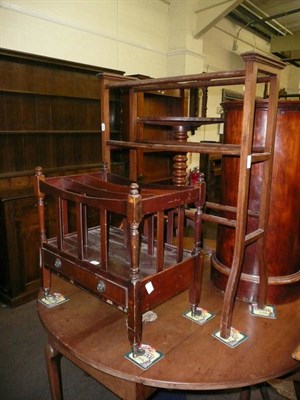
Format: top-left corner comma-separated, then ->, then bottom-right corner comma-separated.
37,264 -> 300,391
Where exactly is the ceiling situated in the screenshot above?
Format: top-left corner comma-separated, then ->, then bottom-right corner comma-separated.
227,0 -> 300,67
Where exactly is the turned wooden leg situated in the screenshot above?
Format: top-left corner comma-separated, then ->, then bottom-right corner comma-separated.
239,387 -> 251,400
260,385 -> 271,400
239,385 -> 271,400
127,183 -> 143,357
128,279 -> 143,357
190,253 -> 203,317
190,190 -> 205,317
45,341 -> 63,400
189,207 -> 203,316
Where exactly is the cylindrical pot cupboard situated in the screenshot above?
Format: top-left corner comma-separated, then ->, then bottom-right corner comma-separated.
211,100 -> 300,304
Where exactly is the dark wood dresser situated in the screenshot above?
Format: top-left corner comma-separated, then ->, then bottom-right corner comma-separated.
0,49 -> 123,306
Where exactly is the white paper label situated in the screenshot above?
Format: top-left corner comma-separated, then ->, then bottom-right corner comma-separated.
145,281 -> 154,294
247,155 -> 252,169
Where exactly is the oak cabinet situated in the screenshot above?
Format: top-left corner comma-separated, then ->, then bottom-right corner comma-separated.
0,190 -> 40,306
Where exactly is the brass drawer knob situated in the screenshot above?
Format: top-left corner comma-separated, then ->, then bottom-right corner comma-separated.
96,280 -> 106,293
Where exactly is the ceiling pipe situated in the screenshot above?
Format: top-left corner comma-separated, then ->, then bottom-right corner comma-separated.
251,7 -> 300,25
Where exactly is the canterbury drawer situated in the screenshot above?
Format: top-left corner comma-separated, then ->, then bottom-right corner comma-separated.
43,248 -> 128,310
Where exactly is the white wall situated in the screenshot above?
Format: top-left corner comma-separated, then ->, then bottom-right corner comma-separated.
0,0 -> 170,76
1,0 -> 298,82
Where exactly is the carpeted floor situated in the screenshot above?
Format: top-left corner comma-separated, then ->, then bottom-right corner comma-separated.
1,295 -> 299,400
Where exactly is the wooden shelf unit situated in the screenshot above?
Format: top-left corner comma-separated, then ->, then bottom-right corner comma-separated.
100,52 -> 285,338
99,73 -> 186,183
0,49 -> 124,306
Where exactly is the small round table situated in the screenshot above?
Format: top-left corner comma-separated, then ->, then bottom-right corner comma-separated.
37,266 -> 300,400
